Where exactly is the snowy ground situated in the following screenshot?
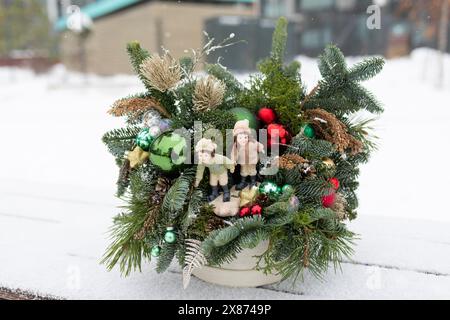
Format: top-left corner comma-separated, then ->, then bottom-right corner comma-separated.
0,49 -> 449,299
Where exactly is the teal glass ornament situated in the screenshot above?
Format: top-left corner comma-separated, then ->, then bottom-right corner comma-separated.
259,181 -> 281,200
136,128 -> 153,151
151,245 -> 161,257
303,124 -> 315,138
164,227 -> 177,244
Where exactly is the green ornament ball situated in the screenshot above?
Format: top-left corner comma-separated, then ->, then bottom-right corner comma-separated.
164,227 -> 177,244
259,181 -> 281,200
230,107 -> 257,129
136,128 -> 153,151
149,131 -> 187,172
151,245 -> 161,257
303,124 -> 315,138
281,184 -> 294,194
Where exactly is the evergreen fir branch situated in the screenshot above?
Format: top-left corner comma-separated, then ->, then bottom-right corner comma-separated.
204,237 -> 243,266
195,109 -> 237,133
102,126 -> 140,158
126,41 -> 151,86
262,221 -> 356,280
348,57 -> 385,82
309,208 -> 336,223
297,178 -> 331,200
306,45 -> 384,117
212,215 -> 264,247
211,225 -> 241,247
348,83 -> 384,114
156,241 -> 177,273
181,189 -> 204,233
238,228 -> 271,249
206,63 -> 242,94
265,201 -> 290,216
161,168 -> 196,220
318,44 -> 347,79
266,211 -> 297,226
288,135 -> 335,159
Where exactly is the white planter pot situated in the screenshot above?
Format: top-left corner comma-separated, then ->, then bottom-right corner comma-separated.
192,241 -> 283,287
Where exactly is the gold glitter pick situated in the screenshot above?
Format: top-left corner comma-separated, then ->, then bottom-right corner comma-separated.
239,185 -> 259,207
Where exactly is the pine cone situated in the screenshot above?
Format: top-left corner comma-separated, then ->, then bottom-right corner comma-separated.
134,207 -> 159,240
205,216 -> 226,233
116,159 -> 132,196
255,194 -> 270,207
149,176 -> 171,205
155,176 -> 171,193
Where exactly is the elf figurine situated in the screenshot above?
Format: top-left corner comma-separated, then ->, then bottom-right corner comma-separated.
231,119 -> 265,190
194,138 -> 235,202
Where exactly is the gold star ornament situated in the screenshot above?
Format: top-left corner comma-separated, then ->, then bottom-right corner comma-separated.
127,146 -> 149,168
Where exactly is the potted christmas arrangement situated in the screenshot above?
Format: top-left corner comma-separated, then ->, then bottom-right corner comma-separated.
101,17 -> 384,288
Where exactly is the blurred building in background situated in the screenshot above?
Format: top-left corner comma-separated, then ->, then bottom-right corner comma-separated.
0,0 -> 448,73
52,0 -> 256,75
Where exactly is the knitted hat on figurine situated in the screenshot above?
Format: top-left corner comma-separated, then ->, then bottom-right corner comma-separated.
233,119 -> 251,136
195,138 -> 217,153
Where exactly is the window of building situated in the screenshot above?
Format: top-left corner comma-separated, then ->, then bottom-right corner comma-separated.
296,0 -> 334,11
260,0 -> 288,18
301,28 -> 332,48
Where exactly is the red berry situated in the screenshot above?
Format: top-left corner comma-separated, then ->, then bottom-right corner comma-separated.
251,205 -> 262,215
330,177 -> 340,190
322,193 -> 336,208
257,107 -> 276,124
239,207 -> 251,217
267,123 -> 290,147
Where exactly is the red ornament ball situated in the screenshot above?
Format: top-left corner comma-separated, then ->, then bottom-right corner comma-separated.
250,204 -> 262,216
257,107 -> 276,124
329,177 -> 340,190
322,192 -> 336,208
239,206 -> 251,217
267,123 -> 289,147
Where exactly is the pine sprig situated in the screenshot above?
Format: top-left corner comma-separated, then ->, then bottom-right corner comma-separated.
304,44 -> 384,117
348,57 -> 385,82
102,126 -> 140,158
126,41 -> 150,87
161,168 -> 196,220
101,211 -> 150,276
156,241 -> 177,273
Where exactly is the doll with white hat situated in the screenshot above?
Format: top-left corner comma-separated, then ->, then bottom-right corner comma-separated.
231,119 -> 265,190
194,138 -> 235,202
